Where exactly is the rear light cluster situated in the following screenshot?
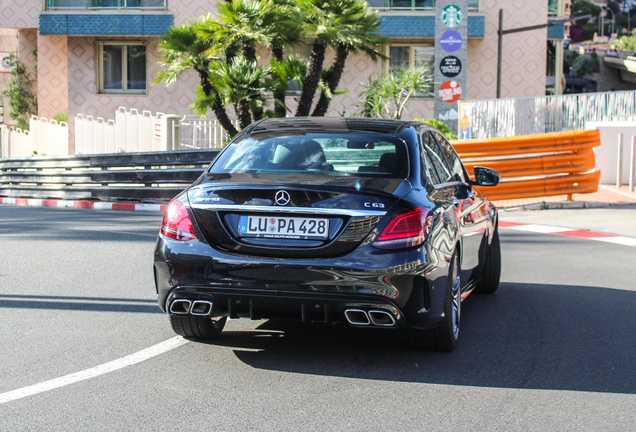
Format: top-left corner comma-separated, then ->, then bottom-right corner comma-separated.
372,207 -> 433,250
161,199 -> 197,241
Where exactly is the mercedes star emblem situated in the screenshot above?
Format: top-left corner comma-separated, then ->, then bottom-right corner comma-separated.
275,190 -> 291,206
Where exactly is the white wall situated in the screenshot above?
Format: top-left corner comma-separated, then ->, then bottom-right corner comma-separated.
586,121 -> 636,185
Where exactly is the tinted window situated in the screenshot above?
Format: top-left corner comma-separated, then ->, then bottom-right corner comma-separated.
422,132 -> 452,184
433,132 -> 465,182
420,132 -> 442,185
210,133 -> 409,178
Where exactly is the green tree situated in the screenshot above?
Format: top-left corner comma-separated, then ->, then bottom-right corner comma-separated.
355,65 -> 433,120
198,0 -> 303,119
153,19 -> 238,137
295,0 -> 387,117
571,0 -> 602,27
570,52 -> 600,76
3,53 -> 37,131
615,32 -> 636,50
206,57 -> 270,129
310,0 -> 387,116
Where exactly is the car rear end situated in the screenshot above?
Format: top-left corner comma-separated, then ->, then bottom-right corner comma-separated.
154,121 -> 449,332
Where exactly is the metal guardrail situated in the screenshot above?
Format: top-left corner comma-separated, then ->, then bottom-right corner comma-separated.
454,129 -> 602,201
1,131 -> 604,203
0,149 -> 219,203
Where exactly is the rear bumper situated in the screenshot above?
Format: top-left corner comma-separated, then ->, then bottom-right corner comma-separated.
154,234 -> 453,329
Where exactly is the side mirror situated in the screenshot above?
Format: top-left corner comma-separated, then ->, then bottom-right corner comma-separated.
472,166 -> 500,187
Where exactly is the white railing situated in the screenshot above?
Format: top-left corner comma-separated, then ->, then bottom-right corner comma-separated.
467,90 -> 636,139
76,108 -> 164,154
0,117 -> 69,158
179,116 -> 235,150
74,107 -> 237,154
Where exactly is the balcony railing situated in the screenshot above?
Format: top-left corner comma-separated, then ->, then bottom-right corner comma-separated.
367,0 -> 480,12
45,0 -> 167,10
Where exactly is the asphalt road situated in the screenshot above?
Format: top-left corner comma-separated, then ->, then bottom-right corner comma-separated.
1,206 -> 635,431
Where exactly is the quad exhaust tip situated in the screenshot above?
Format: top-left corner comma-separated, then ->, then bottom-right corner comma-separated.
344,309 -> 371,326
344,308 -> 397,327
191,300 -> 213,316
169,299 -> 214,316
368,310 -> 396,327
169,299 -> 192,315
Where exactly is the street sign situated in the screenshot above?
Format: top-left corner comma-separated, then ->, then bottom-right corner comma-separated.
441,5 -> 463,28
439,80 -> 462,103
440,56 -> 462,77
434,1 -> 467,136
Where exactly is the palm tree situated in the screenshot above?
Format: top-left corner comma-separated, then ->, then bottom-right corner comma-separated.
263,1 -> 303,117
295,0 -> 387,117
153,19 -> 238,136
355,64 -> 433,120
209,58 -> 270,130
311,1 -> 386,116
198,0 -> 303,119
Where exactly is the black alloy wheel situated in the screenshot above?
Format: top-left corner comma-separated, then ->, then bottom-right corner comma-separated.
169,315 -> 227,340
409,251 -> 461,351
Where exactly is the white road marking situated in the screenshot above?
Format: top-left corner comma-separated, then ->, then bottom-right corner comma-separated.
506,224 -> 575,234
0,336 -> 189,405
590,236 -> 636,246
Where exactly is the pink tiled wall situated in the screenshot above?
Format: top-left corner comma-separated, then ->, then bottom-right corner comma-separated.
66,36 -> 200,151
171,0 -> 218,24
18,28 -> 37,73
0,28 -> 18,125
0,0 -> 40,29
37,36 -> 68,120
467,0 -> 547,99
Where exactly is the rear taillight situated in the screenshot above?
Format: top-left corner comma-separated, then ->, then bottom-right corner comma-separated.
160,199 -> 196,241
372,207 -> 433,250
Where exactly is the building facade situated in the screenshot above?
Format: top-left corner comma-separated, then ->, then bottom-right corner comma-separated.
0,0 -> 564,150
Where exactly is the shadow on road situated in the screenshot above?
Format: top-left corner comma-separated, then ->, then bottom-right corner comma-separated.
202,282 -> 636,394
0,294 -> 161,314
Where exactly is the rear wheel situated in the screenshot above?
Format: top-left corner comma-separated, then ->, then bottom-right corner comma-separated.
409,251 -> 461,351
169,315 -> 227,340
475,226 -> 501,294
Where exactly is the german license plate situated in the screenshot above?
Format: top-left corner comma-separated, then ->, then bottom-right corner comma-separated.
238,215 -> 329,239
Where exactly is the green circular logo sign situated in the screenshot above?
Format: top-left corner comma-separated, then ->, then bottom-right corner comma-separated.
441,5 -> 463,28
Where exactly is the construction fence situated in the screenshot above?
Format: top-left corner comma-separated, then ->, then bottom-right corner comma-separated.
465,90 -> 636,139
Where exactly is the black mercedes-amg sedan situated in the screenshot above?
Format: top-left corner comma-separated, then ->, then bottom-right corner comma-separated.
154,118 -> 501,350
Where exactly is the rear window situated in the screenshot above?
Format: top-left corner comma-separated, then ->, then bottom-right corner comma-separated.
209,133 -> 409,178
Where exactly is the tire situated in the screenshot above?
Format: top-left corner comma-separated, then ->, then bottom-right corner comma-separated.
475,226 -> 501,294
169,315 -> 227,340
410,251 -> 461,351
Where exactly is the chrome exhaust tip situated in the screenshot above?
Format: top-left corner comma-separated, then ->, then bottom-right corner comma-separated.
344,309 -> 371,326
169,299 -> 192,315
190,300 -> 213,316
368,310 -> 397,327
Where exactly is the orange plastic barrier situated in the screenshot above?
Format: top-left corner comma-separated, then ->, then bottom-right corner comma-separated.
453,129 -> 600,158
452,130 -> 601,201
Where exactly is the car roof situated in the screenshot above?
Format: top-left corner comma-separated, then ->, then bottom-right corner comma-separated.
246,117 -> 422,135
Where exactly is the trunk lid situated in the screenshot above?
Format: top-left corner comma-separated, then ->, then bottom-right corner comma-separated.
187,173 -> 412,258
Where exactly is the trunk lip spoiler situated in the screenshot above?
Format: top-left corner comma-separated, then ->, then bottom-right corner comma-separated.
190,204 -> 387,217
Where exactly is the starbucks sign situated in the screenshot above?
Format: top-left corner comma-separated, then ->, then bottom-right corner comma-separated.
441,5 -> 463,28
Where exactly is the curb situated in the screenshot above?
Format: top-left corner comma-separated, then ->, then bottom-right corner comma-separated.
499,221 -> 636,247
0,198 -> 167,213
